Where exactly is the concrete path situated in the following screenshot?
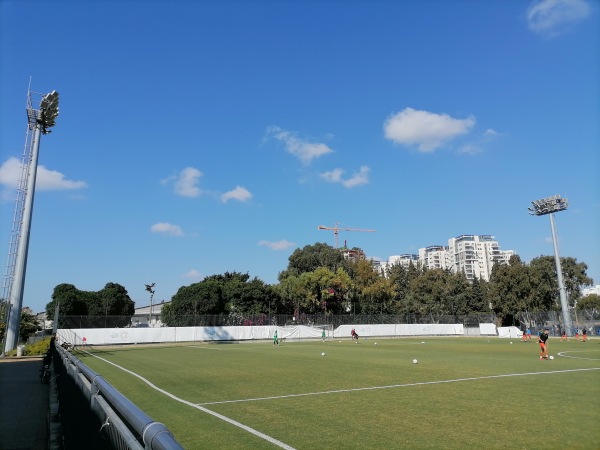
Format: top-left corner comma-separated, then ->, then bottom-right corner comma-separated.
0,357 -> 49,450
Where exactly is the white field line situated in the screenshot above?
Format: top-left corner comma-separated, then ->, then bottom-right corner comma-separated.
200,367 -> 600,406
82,350 -> 296,450
185,345 -> 221,350
557,349 -> 600,361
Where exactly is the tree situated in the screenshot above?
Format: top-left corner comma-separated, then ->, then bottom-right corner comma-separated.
223,276 -> 280,318
0,303 -> 42,344
0,299 -> 7,343
409,269 -> 441,320
358,277 -> 397,315
576,294 -> 600,320
322,267 -> 354,314
577,294 -> 600,310
18,307 -> 41,342
46,284 -> 88,318
165,278 -> 226,326
529,256 -> 593,309
488,255 -> 532,325
466,276 -> 490,314
387,261 -> 422,314
297,267 -> 336,315
444,271 -> 471,316
46,282 -> 134,328
274,274 -> 305,317
279,242 -> 347,279
162,271 -> 280,326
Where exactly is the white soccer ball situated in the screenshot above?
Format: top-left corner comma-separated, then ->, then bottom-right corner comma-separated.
321,352 -> 325,356
549,355 -> 554,360
374,342 -> 377,345
412,359 -> 418,364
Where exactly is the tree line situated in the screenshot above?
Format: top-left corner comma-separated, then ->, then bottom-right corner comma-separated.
36,242 -> 599,329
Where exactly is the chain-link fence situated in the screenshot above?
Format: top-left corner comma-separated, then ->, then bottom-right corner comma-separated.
55,309 -> 600,338
59,312 -> 496,329
514,309 -> 600,337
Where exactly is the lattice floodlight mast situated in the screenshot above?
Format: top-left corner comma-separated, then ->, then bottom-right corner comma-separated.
528,194 -> 572,336
2,88 -> 59,354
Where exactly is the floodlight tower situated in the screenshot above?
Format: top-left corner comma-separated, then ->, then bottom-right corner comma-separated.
528,194 -> 572,336
2,88 -> 59,353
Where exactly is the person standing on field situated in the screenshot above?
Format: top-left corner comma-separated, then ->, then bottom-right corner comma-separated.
538,328 -> 549,360
273,330 -> 279,346
560,330 -> 568,341
322,329 -> 326,342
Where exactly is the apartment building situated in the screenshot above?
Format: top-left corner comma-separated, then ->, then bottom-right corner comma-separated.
419,245 -> 451,271
377,254 -> 419,276
378,235 -> 514,282
446,235 -> 514,281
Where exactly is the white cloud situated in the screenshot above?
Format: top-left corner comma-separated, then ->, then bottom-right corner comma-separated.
320,165 -> 370,188
181,269 -> 203,281
320,168 -> 344,183
458,128 -> 502,155
527,0 -> 591,37
458,144 -> 482,155
267,125 -> 333,165
383,108 -> 475,152
0,156 -> 87,191
174,167 -> 202,197
150,222 -> 184,237
258,239 -> 296,250
221,186 -> 252,203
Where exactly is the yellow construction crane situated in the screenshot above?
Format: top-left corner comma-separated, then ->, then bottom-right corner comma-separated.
317,223 -> 376,248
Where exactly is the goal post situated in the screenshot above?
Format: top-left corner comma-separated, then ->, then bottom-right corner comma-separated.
312,323 -> 334,340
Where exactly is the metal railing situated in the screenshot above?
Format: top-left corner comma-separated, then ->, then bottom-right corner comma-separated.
55,345 -> 184,450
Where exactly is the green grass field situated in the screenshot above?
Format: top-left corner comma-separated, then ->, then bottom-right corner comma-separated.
75,337 -> 600,449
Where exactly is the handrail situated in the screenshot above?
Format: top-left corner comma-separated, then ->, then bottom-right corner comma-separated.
56,345 -> 184,450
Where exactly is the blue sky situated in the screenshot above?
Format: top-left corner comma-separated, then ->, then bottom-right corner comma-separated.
1,0 -> 598,313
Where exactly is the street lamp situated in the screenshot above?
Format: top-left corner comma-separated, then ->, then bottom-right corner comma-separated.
528,195 -> 572,336
145,283 -> 156,327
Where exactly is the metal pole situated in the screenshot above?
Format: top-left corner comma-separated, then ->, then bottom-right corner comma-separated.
549,213 -> 572,336
52,301 -> 60,334
4,126 -> 42,352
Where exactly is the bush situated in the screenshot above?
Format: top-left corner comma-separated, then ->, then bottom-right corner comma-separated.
25,337 -> 52,356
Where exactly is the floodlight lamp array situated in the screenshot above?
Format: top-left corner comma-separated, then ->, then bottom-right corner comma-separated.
37,90 -> 60,133
528,194 -> 569,216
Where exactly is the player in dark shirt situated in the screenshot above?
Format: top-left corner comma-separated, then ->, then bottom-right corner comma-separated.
538,329 -> 549,360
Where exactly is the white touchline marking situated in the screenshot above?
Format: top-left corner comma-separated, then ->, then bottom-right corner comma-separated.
199,367 -> 600,406
82,351 -> 296,450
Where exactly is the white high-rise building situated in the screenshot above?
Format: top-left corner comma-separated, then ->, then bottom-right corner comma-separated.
418,245 -> 451,271
446,235 -> 513,281
378,254 -> 419,276
581,285 -> 600,297
380,235 -> 514,282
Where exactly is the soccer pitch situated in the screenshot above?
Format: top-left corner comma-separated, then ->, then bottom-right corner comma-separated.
75,337 -> 600,449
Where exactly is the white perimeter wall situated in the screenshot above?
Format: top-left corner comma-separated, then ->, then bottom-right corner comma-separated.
497,326 -> 523,339
58,323 -> 497,346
